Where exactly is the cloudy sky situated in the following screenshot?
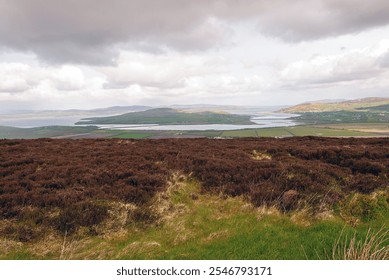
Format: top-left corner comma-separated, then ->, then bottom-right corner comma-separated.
1,0 -> 389,111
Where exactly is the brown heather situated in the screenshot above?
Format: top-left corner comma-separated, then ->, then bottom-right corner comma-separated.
0,137 -> 388,239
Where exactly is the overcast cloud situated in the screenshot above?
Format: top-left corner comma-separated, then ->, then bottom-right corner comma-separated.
0,0 -> 389,110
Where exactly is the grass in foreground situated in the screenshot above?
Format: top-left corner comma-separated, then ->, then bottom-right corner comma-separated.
1,175 -> 388,260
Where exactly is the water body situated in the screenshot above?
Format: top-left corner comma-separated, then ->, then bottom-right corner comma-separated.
0,113 -> 122,128
0,116 -> 84,128
0,107 -> 299,130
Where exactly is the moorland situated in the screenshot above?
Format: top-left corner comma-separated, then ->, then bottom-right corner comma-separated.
0,137 -> 388,259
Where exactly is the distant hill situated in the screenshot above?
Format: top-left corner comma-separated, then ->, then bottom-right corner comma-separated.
76,108 -> 254,125
357,103 -> 389,112
85,105 -> 152,115
280,97 -> 389,113
3,106 -> 152,116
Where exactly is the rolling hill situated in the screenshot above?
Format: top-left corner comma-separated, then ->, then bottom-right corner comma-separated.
280,97 -> 389,113
76,108 -> 254,125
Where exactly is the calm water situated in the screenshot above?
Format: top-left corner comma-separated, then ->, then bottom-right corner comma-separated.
0,116 -> 84,128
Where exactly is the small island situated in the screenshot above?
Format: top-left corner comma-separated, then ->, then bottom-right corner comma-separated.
76,108 -> 254,125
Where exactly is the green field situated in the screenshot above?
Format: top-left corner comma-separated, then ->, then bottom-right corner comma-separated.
293,111 -> 389,124
2,123 -> 388,140
286,126 -> 375,136
220,125 -> 381,138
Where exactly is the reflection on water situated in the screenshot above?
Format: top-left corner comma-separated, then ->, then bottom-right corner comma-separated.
0,110 -> 299,131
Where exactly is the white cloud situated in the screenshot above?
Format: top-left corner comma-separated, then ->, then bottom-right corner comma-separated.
100,50 -> 271,102
279,40 -> 389,88
50,66 -> 87,91
0,63 -> 31,93
0,63 -> 101,93
0,61 -> 106,106
102,51 -> 229,89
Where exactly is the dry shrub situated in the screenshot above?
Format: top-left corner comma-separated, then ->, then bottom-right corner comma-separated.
331,228 -> 389,260
130,204 -> 159,225
250,182 -> 281,207
281,190 -> 300,211
348,174 -> 385,194
0,223 -> 41,242
54,201 -> 108,234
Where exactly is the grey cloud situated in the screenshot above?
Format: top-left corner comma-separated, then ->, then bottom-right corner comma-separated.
1,0 -> 389,65
257,0 -> 389,41
379,51 -> 389,68
26,42 -> 118,66
0,0 -> 222,64
286,70 -> 382,90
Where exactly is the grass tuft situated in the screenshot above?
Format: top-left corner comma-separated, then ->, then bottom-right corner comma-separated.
331,227 -> 389,260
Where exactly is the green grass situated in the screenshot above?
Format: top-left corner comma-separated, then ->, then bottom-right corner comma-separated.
118,212 -> 343,260
109,132 -> 154,139
256,127 -> 293,137
221,129 -> 258,137
1,250 -> 37,260
82,187 -> 389,259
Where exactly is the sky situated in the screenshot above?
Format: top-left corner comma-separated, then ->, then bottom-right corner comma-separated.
1,0 -> 389,111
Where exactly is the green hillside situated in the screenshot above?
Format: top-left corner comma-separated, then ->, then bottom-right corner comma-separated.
76,108 -> 254,125
293,110 -> 389,124
357,104 -> 389,112
280,97 -> 389,125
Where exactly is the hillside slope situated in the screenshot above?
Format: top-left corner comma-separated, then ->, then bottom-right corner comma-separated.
280,97 -> 389,113
76,108 -> 254,125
